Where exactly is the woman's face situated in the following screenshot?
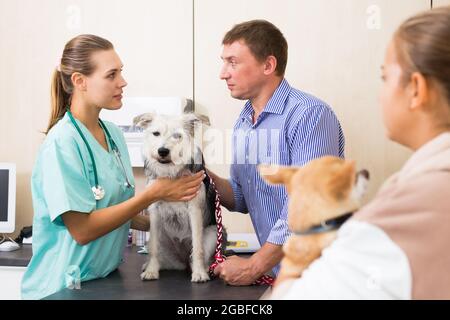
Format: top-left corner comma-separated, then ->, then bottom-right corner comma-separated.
84,49 -> 127,110
379,40 -> 413,146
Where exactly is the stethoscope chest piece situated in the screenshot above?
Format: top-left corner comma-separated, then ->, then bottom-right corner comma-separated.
92,185 -> 105,200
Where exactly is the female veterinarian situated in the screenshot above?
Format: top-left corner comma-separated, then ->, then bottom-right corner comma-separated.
270,6 -> 450,299
21,34 -> 205,300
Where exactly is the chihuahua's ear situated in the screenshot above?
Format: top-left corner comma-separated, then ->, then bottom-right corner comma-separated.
329,160 -> 356,200
258,165 -> 299,185
133,113 -> 154,129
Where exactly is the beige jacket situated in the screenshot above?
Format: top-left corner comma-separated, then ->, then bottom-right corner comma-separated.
355,132 -> 450,299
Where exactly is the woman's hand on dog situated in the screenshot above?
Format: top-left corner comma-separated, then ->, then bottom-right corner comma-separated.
151,171 -> 205,202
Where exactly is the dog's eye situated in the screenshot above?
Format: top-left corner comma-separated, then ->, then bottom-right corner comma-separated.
152,132 -> 160,137
173,133 -> 182,140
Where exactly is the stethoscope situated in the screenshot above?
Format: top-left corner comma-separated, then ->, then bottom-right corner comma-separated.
67,109 -> 135,201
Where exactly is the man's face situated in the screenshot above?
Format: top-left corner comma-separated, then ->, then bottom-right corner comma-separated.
220,40 -> 267,100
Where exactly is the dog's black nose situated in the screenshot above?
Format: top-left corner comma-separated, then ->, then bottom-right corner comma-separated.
158,147 -> 170,157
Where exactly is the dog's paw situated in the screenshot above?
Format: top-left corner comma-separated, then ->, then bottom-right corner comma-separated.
191,270 -> 210,283
141,261 -> 148,272
141,269 -> 159,281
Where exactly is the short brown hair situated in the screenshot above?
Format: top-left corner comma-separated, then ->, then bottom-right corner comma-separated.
394,6 -> 450,104
222,20 -> 288,76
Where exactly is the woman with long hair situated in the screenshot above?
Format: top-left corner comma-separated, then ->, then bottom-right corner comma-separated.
21,35 -> 205,299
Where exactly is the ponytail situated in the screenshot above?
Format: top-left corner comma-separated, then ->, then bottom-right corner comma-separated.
46,69 -> 70,134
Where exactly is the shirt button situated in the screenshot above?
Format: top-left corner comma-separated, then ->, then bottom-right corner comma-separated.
247,179 -> 251,184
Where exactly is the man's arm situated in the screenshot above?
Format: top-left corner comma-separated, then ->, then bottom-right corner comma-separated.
250,242 -> 284,276
267,106 -> 344,251
206,169 -> 235,211
258,105 -> 343,276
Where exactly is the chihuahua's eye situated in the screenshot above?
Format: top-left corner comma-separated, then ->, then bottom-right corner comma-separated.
173,133 -> 182,139
152,132 -> 160,137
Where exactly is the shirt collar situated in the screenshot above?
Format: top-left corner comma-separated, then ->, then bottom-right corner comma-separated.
240,78 -> 291,121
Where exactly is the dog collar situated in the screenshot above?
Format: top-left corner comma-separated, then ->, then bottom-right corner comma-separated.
292,212 -> 353,236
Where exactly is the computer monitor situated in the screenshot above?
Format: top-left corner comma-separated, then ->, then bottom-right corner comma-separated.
0,163 -> 16,234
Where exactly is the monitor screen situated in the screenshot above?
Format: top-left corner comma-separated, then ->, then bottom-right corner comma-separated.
0,170 -> 9,221
0,163 -> 16,233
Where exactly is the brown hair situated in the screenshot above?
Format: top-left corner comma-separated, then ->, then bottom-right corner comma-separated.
394,6 -> 450,104
46,34 -> 113,134
222,19 -> 288,77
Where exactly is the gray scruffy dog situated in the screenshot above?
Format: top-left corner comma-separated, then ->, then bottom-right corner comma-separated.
133,111 -> 226,282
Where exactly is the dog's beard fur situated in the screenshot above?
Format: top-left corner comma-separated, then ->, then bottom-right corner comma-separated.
143,143 -> 204,179
134,112 -> 226,282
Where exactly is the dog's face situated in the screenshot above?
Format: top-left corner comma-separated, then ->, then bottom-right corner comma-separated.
133,112 -> 209,175
259,156 -> 369,232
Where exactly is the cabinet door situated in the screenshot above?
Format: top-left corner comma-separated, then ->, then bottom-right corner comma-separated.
0,267 -> 27,300
433,0 -> 450,6
194,0 -> 430,233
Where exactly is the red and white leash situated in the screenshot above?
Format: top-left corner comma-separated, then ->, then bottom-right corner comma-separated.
208,177 -> 274,286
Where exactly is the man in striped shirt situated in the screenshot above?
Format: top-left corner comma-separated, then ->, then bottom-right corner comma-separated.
209,20 -> 345,285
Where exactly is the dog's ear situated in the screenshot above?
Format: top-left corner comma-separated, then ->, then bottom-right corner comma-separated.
196,114 -> 210,126
258,165 -> 299,185
183,113 -> 210,136
181,98 -> 209,125
133,113 -> 154,129
183,112 -> 210,125
328,160 -> 356,200
182,98 -> 194,113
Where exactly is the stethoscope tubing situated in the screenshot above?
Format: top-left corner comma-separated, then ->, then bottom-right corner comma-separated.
66,109 -> 134,200
67,110 -> 101,188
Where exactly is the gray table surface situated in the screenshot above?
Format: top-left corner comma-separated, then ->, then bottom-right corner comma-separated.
0,244 -> 32,267
43,246 -> 270,300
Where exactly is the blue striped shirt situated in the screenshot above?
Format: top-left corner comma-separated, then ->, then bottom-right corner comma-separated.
228,79 -> 345,274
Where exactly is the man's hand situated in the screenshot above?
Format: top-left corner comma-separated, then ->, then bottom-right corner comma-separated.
214,242 -> 284,286
213,255 -> 260,286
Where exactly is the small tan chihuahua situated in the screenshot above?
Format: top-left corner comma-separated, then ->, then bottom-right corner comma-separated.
259,156 -> 369,292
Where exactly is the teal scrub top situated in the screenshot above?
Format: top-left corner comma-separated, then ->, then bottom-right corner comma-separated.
21,112 -> 135,300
